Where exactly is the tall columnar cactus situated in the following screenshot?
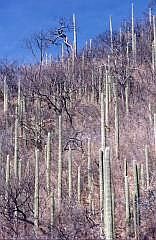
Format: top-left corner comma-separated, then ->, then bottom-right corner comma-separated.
90,175 -> 94,213
145,145 -> 150,189
89,38 -> 92,50
91,70 -> 95,103
34,148 -> 39,228
81,51 -> 85,82
73,13 -> 77,58
3,76 -> 8,114
98,67 -> 102,98
119,27 -> 122,44
148,103 -> 152,125
109,16 -> 113,52
77,166 -> 81,203
103,147 -> 114,240
124,158 -> 128,177
126,42 -> 130,66
133,192 -> 138,240
99,149 -> 104,220
50,191 -> 55,230
108,74 -> 111,105
17,79 -> 21,117
105,71 -> 109,127
133,161 -> 140,227
14,118 -> 18,178
88,138 -> 93,211
68,145 -> 72,199
18,158 -> 22,183
125,76 -> 129,115
44,144 -> 47,165
6,155 -> 10,186
125,175 -> 131,234
111,187 -> 115,239
154,113 -> 156,153
5,155 -> 10,205
101,92 -> 106,149
57,115 -> 62,209
140,163 -> 145,188
131,3 -> 136,63
152,16 -> 156,70
46,132 -> 51,195
149,8 -> 152,25
88,138 -> 92,191
113,82 -> 119,159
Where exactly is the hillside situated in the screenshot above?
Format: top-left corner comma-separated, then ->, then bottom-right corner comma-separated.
0,6 -> 155,240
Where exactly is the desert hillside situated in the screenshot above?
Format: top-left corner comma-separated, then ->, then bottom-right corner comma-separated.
0,5 -> 155,240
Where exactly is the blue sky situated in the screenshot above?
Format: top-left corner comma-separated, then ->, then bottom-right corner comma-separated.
0,0 -> 150,63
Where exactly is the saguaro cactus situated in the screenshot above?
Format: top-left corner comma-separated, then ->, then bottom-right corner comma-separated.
34,148 -> 39,228
145,145 -> 150,189
68,145 -> 72,199
73,13 -> 77,58
133,192 -> 138,239
46,132 -> 51,195
17,79 -> 21,117
50,191 -> 55,230
14,118 -> 18,178
113,82 -> 119,159
154,113 -> 156,153
5,155 -> 10,206
77,166 -> 81,203
3,76 -> 8,114
98,67 -> 102,98
101,92 -> 106,149
105,71 -> 109,127
88,138 -> 92,191
99,148 -> 105,238
91,70 -> 95,103
57,115 -> 62,209
152,16 -> 156,70
131,3 -> 136,63
148,103 -> 152,125
125,175 -> 131,235
99,149 -> 104,216
103,147 -> 114,240
6,155 -> 10,185
133,161 -> 140,228
18,158 -> 22,183
140,163 -> 145,188
149,8 -> 152,25
109,16 -> 113,52
124,158 -> 128,177
88,138 -> 93,211
125,77 -> 129,115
